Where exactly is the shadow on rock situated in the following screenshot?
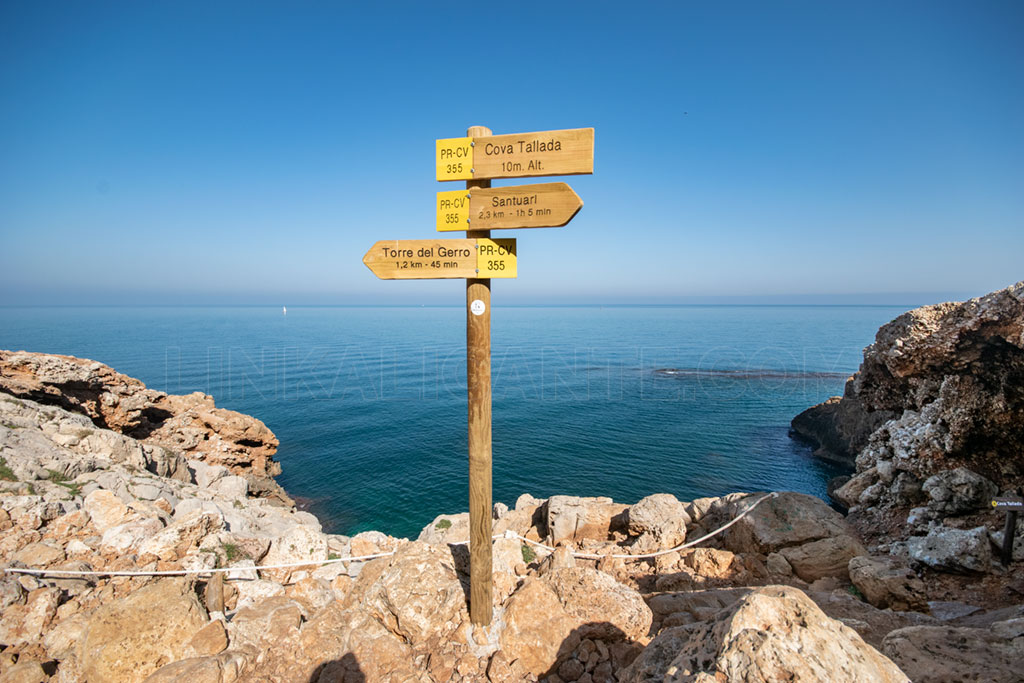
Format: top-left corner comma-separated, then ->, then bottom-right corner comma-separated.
308,652 -> 365,683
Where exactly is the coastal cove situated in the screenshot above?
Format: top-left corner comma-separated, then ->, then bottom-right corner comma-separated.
0,305 -> 903,538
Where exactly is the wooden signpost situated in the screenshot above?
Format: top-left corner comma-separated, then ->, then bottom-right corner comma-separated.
436,182 -> 583,232
365,125 -> 593,625
993,497 -> 1022,566
363,239 -> 517,279
436,127 -> 594,181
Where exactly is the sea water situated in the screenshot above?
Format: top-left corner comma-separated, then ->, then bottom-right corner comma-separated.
0,305 -> 902,538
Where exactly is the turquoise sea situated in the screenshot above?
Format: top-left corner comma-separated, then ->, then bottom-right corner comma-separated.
0,305 -> 903,538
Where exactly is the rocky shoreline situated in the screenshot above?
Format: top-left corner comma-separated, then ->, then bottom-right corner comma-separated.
2,284 -> 1023,682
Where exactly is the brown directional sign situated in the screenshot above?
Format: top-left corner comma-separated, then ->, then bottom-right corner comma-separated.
363,239 -> 516,279
992,497 -> 1024,508
436,182 -> 583,232
436,128 -> 594,181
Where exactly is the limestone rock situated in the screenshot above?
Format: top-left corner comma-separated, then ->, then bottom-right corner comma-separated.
791,387 -> 895,467
228,596 -> 302,650
907,525 -> 992,573
545,495 -> 627,545
12,542 -> 64,567
79,578 -> 208,683
779,534 -> 867,582
543,567 -> 652,641
342,541 -> 465,649
259,523 -> 329,583
184,620 -> 228,658
285,577 -> 336,618
0,350 -> 283,488
807,589 -> 937,650
627,493 -> 689,551
882,625 -> 1022,683
848,555 -> 929,612
722,492 -> 851,554
139,510 -> 224,561
621,586 -> 907,682
83,490 -> 130,533
99,516 -> 164,554
792,282 -> 1024,531
0,661 -> 48,683
500,578 -> 582,676
683,548 -> 736,579
417,512 -> 470,546
142,652 -> 250,683
921,467 -> 998,515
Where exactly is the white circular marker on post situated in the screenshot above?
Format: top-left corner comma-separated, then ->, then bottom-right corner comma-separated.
470,299 -> 486,316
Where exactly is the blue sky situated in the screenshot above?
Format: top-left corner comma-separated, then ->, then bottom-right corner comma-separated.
1,1 -> 1021,306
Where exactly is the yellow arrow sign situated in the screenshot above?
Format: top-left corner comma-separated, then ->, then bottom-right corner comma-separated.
436,128 -> 594,181
363,239 -> 516,279
436,182 -> 583,232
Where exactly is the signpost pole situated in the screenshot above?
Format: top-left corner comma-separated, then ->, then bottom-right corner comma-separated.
466,125 -> 493,625
1002,510 -> 1018,566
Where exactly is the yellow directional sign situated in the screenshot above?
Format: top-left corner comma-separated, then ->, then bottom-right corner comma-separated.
436,182 -> 583,232
363,239 -> 516,279
436,128 -> 594,181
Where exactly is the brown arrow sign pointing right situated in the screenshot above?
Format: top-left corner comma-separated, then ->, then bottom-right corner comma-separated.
437,182 -> 583,232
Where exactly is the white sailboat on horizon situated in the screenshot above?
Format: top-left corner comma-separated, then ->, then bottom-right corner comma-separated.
283,306 -> 287,315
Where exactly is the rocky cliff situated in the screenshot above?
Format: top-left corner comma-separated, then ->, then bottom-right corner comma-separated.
1,351 -> 1022,682
0,351 -> 289,505
791,283 -> 1024,614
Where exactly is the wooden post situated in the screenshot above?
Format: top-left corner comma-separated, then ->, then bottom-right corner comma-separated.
466,125 -> 493,625
1002,510 -> 1018,566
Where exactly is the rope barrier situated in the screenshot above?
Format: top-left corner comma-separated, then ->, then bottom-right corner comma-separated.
3,492 -> 777,578
511,491 -> 777,560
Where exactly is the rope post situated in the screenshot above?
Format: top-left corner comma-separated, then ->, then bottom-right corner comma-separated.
466,124 -> 493,625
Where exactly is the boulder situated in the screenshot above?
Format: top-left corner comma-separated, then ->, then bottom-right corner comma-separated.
545,495 -> 627,545
184,620 -> 228,658
882,625 -> 1021,683
233,579 -> 285,611
779,534 -> 867,582
807,589 -> 937,650
922,467 -> 998,515
0,661 -> 48,683
228,596 -> 303,650
620,586 -> 907,682
627,493 -> 689,551
907,525 -> 992,573
99,517 -> 164,554
12,542 -> 65,568
285,577 -> 336,617
342,541 -> 465,649
139,510 -> 224,561
723,492 -> 851,554
848,555 -> 929,612
79,578 -> 208,683
142,652 -> 250,683
83,490 -> 130,533
542,567 -> 652,641
416,512 -> 470,546
259,523 -> 329,583
683,548 -> 737,579
500,578 -> 582,676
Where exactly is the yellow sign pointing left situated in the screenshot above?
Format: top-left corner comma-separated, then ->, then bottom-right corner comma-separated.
363,239 -> 516,279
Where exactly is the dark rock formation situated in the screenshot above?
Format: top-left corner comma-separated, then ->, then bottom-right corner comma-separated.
794,282 -> 1024,491
790,383 -> 896,467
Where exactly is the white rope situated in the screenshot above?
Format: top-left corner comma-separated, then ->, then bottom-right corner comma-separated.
3,492 -> 777,578
512,491 -> 778,560
3,551 -> 397,578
